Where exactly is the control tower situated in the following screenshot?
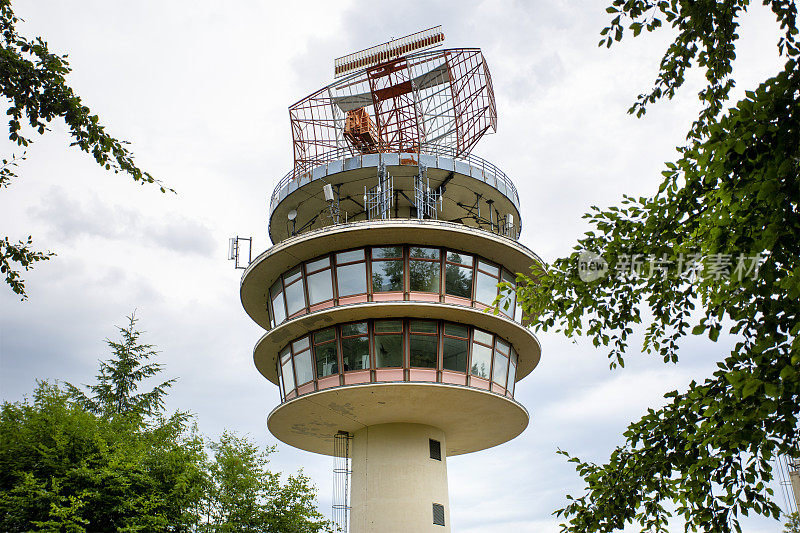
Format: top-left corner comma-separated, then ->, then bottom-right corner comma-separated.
238,27 -> 543,532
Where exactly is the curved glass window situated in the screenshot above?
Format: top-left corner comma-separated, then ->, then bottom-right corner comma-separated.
492,339 -> 510,388
270,280 -> 286,326
371,247 -> 404,292
267,246 -> 526,329
445,251 -> 473,298
306,256 -> 333,305
410,320 -> 438,368
278,320 -> 521,400
508,348 -> 518,396
470,329 -> 493,379
475,259 -> 501,305
341,322 -> 369,371
314,328 -> 338,378
292,337 -> 313,386
336,250 -> 367,297
498,270 -> 517,314
374,320 -> 403,367
284,267 -> 306,316
410,247 -> 441,293
442,323 -> 469,372
280,347 -> 295,393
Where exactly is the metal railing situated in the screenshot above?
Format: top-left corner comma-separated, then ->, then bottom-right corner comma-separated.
269,147 -> 520,215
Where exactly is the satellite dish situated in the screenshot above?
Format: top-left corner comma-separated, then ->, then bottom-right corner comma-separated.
287,209 -> 298,221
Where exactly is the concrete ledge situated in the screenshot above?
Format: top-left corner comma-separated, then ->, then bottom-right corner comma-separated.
267,382 -> 530,456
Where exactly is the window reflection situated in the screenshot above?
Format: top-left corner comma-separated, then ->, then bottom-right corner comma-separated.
445,252 -> 473,298
498,270 -> 517,315
278,320 -> 522,399
410,320 -> 438,368
314,328 -> 338,378
508,348 -> 518,396
280,347 -> 294,393
306,257 -> 333,305
270,281 -> 286,326
374,320 -> 403,367
284,267 -> 305,315
442,323 -> 469,372
410,247 -> 441,293
341,322 -> 369,371
471,329 -> 493,379
267,246 -> 527,328
371,247 -> 404,292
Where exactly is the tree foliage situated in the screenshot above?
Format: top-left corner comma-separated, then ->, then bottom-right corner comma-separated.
200,432 -> 331,533
65,313 -> 176,417
0,0 -> 169,299
786,512 -> 800,533
0,316 -> 332,533
512,1 -> 800,531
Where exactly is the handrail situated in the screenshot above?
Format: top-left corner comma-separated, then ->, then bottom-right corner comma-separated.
269,147 -> 519,214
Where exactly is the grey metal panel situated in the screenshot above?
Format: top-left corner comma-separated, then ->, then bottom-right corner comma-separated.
382,153 -> 399,166
440,157 -> 455,172
420,154 -> 436,168
328,159 -> 343,174
312,165 -> 326,181
344,156 -> 361,171
455,160 -> 470,176
363,153 -> 379,167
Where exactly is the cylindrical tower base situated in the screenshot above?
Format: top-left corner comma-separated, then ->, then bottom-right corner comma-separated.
790,469 -> 800,510
350,423 -> 450,533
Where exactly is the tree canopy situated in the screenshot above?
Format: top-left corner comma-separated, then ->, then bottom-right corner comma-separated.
0,0 -> 168,299
512,1 -> 800,531
0,315 -> 332,533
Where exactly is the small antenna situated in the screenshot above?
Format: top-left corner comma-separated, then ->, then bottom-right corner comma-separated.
228,236 -> 252,270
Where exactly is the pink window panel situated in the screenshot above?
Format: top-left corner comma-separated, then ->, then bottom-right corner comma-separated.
373,292 -> 403,302
339,294 -> 367,306
375,368 -> 404,382
409,369 -> 437,382
317,375 -> 340,391
297,383 -> 315,396
409,292 -> 440,302
444,296 -> 470,306
473,302 -> 490,311
344,370 -> 371,385
491,384 -> 506,396
284,390 -> 297,400
441,371 -> 466,386
470,377 -> 490,390
288,309 -> 307,320
309,301 -> 334,313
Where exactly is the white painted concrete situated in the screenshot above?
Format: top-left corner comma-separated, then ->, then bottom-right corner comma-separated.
350,423 -> 450,533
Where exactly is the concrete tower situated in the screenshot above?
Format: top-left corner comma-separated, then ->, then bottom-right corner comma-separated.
238,27 -> 543,532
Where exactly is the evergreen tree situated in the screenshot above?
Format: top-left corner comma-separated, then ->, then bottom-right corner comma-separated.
65,313 -> 175,417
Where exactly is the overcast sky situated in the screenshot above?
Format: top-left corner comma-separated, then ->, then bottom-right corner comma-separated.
0,1 -> 793,531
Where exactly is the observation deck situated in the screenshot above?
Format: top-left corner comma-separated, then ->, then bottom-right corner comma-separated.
268,151 -> 521,244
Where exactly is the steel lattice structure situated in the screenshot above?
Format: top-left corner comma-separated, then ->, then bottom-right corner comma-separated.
289,48 -> 497,179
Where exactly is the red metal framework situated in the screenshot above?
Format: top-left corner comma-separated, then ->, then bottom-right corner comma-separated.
288,48 -> 497,179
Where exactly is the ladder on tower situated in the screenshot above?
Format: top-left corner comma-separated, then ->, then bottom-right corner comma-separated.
332,431 -> 353,532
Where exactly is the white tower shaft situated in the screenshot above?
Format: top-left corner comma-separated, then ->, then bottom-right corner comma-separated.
350,423 -> 451,532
